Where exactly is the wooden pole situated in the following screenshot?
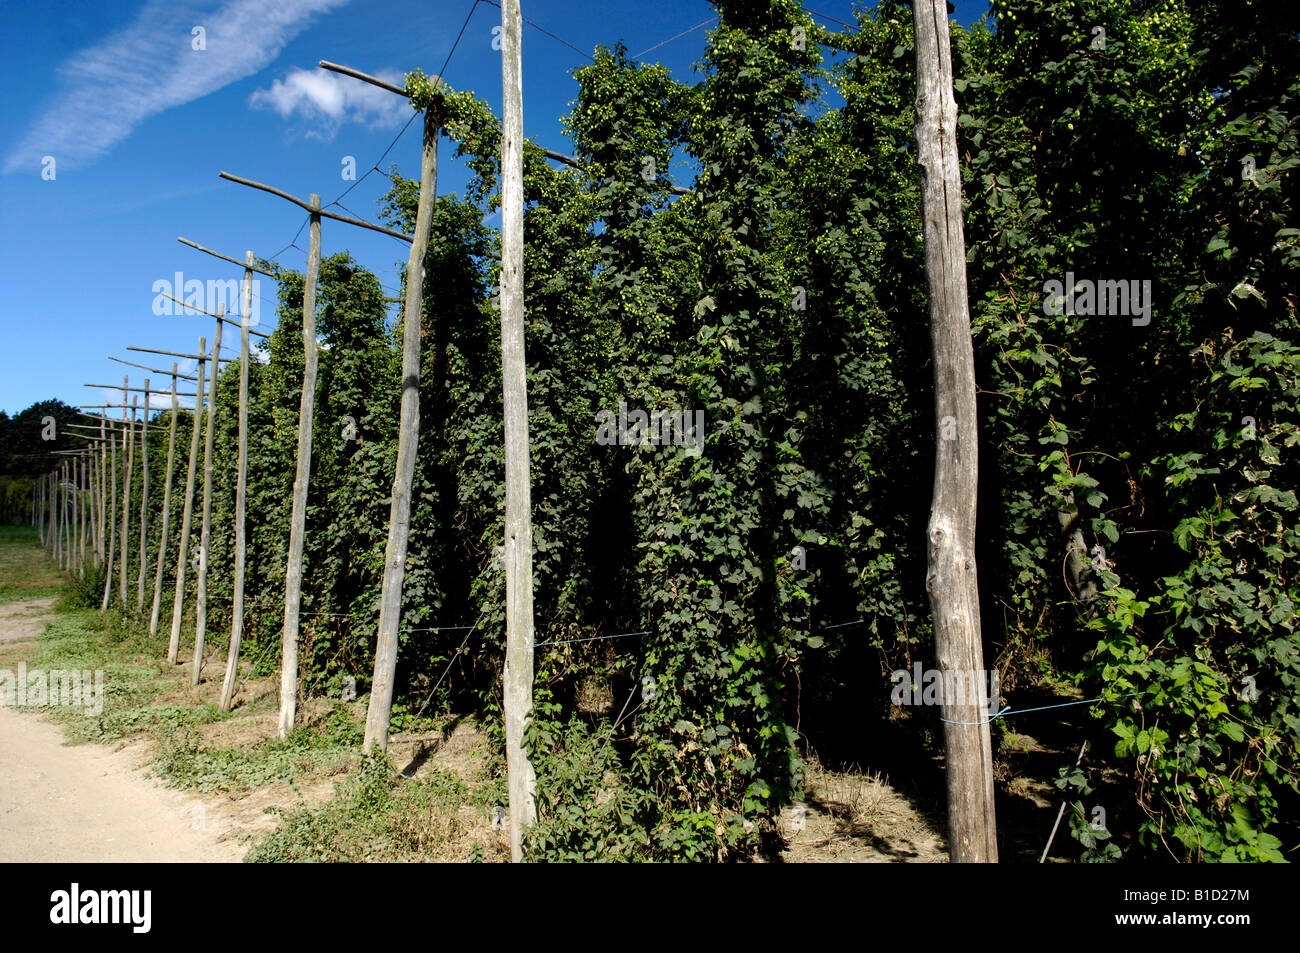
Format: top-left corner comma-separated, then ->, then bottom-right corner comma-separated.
58,464 -> 65,568
177,237 -> 278,277
67,463 -> 74,571
127,345 -> 235,364
277,196 -> 322,734
57,463 -> 66,569
169,338 -> 207,665
64,464 -> 70,570
218,173 -> 412,243
64,464 -> 72,570
54,468 -> 59,560
192,309 -> 224,685
913,0 -> 998,863
137,380 -> 151,610
501,0 -> 538,862
52,469 -> 59,564
97,416 -> 107,566
79,454 -> 87,576
363,104 -> 440,751
219,253 -> 255,711
91,447 -> 100,566
120,392 -> 135,607
157,291 -> 270,338
54,465 -> 62,568
109,355 -> 199,381
101,412 -> 117,611
150,368 -> 180,636
68,463 -> 74,570
85,454 -> 94,567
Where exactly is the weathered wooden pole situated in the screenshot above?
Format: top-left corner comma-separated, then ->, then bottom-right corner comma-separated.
56,464 -> 64,568
192,310 -> 224,685
50,469 -> 59,564
54,469 -> 61,560
363,100 -> 441,751
137,379 -> 151,611
50,471 -> 57,555
68,463 -> 75,570
85,453 -> 95,567
58,463 -> 66,568
67,462 -> 75,571
913,0 -> 998,863
57,463 -> 66,569
66,463 -> 73,570
69,462 -> 76,571
501,0 -> 538,863
219,253 -> 255,711
119,392 -> 136,607
89,449 -> 98,567
150,367 -> 180,636
49,471 -> 56,556
97,415 -> 107,566
101,412 -> 117,611
79,454 -> 87,576
169,338 -> 207,664
277,197 -> 322,734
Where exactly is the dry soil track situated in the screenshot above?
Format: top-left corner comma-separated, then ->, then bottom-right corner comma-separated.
0,598 -> 243,863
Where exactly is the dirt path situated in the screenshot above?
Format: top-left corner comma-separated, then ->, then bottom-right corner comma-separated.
0,598 -> 245,863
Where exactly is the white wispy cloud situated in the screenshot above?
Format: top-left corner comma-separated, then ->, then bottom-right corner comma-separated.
96,387 -> 183,411
4,0 -> 349,174
249,67 -> 408,139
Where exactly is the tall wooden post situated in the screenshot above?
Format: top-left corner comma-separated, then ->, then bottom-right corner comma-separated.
150,368 -> 180,636
137,380 -> 151,610
169,339 -> 207,664
57,463 -> 66,569
913,0 -> 998,863
85,454 -> 94,568
50,471 -> 57,556
193,310 -> 224,684
220,253 -> 255,711
65,462 -> 73,570
363,105 -> 440,751
97,415 -> 107,565
49,470 -> 56,556
101,413 -> 117,611
278,196 -> 322,734
501,0 -> 537,862
120,393 -> 136,607
65,463 -> 73,569
79,454 -> 87,576
56,466 -> 63,566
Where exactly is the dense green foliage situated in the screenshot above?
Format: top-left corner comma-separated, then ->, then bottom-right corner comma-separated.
19,0 -> 1297,861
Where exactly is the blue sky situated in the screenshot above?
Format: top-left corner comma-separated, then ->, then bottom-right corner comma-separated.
0,0 -> 990,417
